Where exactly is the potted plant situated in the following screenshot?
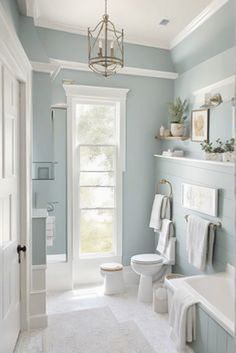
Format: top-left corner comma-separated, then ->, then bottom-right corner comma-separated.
200,139 -> 224,161
200,140 -> 214,160
168,97 -> 188,137
223,138 -> 235,162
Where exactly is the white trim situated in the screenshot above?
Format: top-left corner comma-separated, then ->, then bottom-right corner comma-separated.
170,0 -> 229,49
25,0 -> 228,49
64,85 -> 129,286
25,0 -> 40,18
29,314 -> 48,330
63,84 -> 130,101
154,154 -> 234,168
0,2 -> 32,333
31,59 -> 178,80
192,75 -> 235,96
31,61 -> 58,75
192,75 -> 236,106
32,264 -> 47,270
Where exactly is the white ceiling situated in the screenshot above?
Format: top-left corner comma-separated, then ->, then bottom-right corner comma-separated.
26,0 -> 217,48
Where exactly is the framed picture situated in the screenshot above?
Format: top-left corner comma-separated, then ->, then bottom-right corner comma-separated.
182,183 -> 218,217
191,109 -> 209,142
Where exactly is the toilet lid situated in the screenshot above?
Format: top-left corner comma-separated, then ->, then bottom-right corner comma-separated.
100,262 -> 123,272
131,254 -> 163,264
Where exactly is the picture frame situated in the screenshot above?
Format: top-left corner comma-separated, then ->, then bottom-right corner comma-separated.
181,183 -> 218,217
191,109 -> 209,142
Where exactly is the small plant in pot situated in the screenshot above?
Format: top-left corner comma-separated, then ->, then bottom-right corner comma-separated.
223,138 -> 235,162
200,139 -> 224,161
168,97 -> 188,137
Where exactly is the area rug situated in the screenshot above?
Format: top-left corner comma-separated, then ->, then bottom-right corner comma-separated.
16,306 -> 157,353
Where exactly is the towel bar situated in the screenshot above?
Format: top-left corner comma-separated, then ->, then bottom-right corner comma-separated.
156,179 -> 173,197
184,215 -> 222,229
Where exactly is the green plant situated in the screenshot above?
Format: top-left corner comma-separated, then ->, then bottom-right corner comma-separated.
213,138 -> 224,153
168,97 -> 188,124
224,138 -> 235,152
200,140 -> 213,153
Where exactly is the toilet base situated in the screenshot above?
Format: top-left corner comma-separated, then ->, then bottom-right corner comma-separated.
138,275 -> 153,302
101,270 -> 125,295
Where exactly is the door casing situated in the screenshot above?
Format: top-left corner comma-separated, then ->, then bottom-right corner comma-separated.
0,2 -> 32,332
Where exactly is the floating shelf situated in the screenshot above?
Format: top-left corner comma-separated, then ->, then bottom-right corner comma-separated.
155,135 -> 190,141
154,154 -> 234,167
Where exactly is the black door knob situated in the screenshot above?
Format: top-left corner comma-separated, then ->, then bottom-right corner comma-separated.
17,245 -> 27,263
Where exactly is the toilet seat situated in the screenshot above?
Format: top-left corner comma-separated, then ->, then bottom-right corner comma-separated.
131,254 -> 163,265
100,262 -> 123,272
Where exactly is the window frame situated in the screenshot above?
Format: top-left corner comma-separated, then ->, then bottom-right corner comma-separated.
64,85 -> 129,264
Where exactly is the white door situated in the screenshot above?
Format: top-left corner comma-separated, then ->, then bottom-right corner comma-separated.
0,64 -> 21,353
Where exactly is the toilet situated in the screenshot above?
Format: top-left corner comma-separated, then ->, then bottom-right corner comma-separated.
131,237 -> 176,302
100,262 -> 125,295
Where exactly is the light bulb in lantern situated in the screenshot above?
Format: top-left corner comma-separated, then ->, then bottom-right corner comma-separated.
98,40 -> 103,57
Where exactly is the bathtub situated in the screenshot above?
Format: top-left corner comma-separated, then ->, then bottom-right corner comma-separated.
165,264 -> 235,336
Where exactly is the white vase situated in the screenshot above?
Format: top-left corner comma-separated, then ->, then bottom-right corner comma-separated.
204,152 -> 222,161
170,123 -> 184,137
222,151 -> 235,162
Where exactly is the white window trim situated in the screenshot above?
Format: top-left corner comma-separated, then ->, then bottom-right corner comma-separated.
64,85 -> 129,284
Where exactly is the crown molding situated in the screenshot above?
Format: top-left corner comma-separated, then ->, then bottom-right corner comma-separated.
170,0 -> 229,49
50,58 -> 178,80
31,59 -> 178,80
33,17 -> 170,49
25,0 -> 229,50
31,61 -> 59,75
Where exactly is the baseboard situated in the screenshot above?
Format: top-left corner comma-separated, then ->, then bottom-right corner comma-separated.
29,314 -> 48,329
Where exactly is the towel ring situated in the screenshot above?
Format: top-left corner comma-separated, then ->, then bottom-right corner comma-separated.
156,179 -> 173,197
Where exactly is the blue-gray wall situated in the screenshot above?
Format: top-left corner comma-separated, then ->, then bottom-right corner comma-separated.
19,17 -> 174,261
171,0 -> 236,74
0,0 -> 20,33
156,0 -> 236,277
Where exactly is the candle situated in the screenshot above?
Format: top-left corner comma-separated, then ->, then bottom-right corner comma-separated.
110,41 -> 114,57
98,40 -> 103,56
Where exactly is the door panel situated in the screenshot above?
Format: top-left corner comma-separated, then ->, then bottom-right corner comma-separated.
0,65 -> 20,353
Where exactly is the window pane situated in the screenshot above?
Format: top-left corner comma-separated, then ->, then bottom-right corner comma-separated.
80,172 -> 115,186
76,104 -> 116,144
80,146 -> 115,171
80,210 -> 113,254
80,187 -> 114,208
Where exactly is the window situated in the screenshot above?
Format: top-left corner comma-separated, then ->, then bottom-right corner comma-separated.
64,84 -> 129,262
77,103 -> 117,255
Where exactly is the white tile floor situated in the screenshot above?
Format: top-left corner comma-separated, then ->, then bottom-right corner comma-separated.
45,284 -> 193,353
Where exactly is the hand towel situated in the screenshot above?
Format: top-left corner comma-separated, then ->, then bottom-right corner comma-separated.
156,219 -> 174,254
169,287 -> 198,351
186,215 -> 211,271
46,216 -> 56,247
149,194 -> 171,231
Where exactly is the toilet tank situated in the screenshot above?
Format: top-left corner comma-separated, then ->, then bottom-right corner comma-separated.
157,237 -> 176,265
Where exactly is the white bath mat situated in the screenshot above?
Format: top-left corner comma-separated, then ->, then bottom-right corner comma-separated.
16,306 -> 157,353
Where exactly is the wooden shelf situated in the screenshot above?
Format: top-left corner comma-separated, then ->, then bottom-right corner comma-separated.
154,154 -> 234,167
155,135 -> 190,141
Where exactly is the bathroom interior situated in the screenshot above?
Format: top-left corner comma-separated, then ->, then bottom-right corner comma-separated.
1,0 -> 235,353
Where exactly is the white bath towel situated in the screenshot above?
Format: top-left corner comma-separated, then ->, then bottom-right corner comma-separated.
186,215 -> 215,271
169,287 -> 197,351
149,194 -> 171,231
156,219 -> 174,254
